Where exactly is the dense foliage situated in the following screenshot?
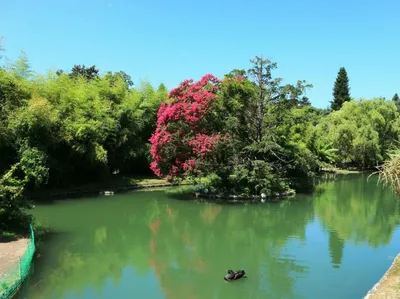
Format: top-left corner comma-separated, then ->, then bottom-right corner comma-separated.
149,59 -> 400,197
392,93 -> 400,111
1,47 -> 400,233
0,52 -> 166,234
150,57 -> 326,196
315,98 -> 400,169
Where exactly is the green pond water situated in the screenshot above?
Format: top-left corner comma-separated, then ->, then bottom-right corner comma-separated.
15,173 -> 400,299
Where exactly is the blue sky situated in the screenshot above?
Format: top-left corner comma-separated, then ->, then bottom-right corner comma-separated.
1,0 -> 399,108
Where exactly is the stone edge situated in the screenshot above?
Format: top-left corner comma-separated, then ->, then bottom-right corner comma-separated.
364,253 -> 400,299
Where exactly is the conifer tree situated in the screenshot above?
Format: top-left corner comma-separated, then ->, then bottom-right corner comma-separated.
392,93 -> 400,110
392,93 -> 399,103
331,67 -> 351,110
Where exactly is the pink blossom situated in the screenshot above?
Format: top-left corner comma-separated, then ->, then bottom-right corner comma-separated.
148,74 -> 231,179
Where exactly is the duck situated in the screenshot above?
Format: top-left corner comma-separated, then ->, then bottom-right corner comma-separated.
233,269 -> 247,280
224,270 -> 236,281
224,269 -> 247,281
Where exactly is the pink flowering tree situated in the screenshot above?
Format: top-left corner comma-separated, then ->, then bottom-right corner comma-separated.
149,74 -> 230,182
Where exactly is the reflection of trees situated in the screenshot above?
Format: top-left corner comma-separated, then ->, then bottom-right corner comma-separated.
147,198 -> 315,299
17,190 -> 314,299
17,194 -> 155,299
314,173 -> 400,269
328,231 -> 344,268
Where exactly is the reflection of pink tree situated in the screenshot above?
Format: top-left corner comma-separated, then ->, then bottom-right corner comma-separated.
147,206 -> 209,299
149,245 -> 203,299
145,199 -> 313,299
200,205 -> 222,224
149,218 -> 161,235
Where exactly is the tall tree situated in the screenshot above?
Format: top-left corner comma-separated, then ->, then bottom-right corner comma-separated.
247,56 -> 282,143
392,93 -> 400,110
104,71 -> 134,88
9,51 -> 32,78
331,67 -> 351,111
56,64 -> 99,80
70,64 -> 99,80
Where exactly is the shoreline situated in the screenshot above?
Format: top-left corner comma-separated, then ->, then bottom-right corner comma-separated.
0,225 -> 35,299
29,183 -> 184,200
319,168 -> 372,175
364,254 -> 400,298
193,189 -> 296,203
27,176 -> 191,201
0,238 -> 30,299
26,168 -> 368,202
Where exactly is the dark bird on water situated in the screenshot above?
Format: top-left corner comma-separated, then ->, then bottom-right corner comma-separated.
224,270 -> 235,281
224,269 -> 247,281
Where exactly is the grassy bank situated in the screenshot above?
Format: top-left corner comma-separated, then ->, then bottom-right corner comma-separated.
319,167 -> 372,175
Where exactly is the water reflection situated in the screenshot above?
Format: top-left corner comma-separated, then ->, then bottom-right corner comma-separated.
328,231 -> 344,268
145,199 -> 314,299
314,173 -> 400,269
18,195 -> 314,298
16,174 -> 400,299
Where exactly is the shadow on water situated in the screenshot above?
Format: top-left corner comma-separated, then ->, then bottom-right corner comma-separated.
15,173 -> 400,299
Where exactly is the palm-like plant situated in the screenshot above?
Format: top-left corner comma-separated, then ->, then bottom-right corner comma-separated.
313,140 -> 338,165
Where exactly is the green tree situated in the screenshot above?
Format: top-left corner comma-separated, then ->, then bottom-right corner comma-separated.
316,98 -> 400,168
0,175 -> 31,235
247,56 -> 282,143
61,64 -> 100,80
392,93 -> 400,111
331,67 -> 351,111
104,70 -> 134,88
8,51 -> 33,79
0,151 -> 48,234
1,51 -> 165,190
149,56 -> 318,196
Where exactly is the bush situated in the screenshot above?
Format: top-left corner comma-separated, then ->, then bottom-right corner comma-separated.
164,185 -> 195,199
376,148 -> 400,196
0,165 -> 33,235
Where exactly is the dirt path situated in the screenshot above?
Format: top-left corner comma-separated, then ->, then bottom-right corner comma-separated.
364,254 -> 400,299
0,238 -> 29,281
